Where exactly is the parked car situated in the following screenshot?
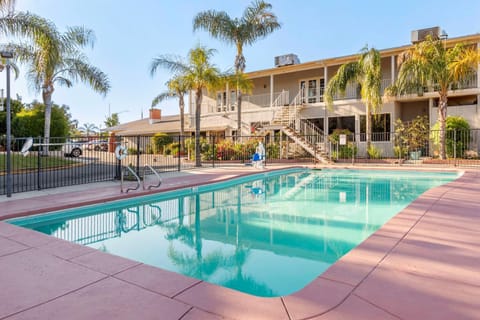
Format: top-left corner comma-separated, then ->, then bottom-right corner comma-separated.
63,141 -> 83,157
86,139 -> 108,151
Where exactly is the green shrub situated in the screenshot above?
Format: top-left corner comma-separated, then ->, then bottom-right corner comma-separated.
151,133 -> 173,154
367,145 -> 382,159
431,116 -> 471,158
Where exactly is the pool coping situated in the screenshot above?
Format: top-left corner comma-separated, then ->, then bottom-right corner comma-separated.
0,165 -> 479,319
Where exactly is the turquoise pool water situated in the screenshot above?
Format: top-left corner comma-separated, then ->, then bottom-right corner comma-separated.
9,169 -> 459,297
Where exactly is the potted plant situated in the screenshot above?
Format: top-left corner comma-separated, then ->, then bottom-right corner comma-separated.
394,115 -> 429,160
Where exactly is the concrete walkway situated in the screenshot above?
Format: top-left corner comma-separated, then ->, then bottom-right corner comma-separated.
0,165 -> 479,319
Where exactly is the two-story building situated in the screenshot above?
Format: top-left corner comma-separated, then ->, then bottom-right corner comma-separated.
111,28 -> 480,161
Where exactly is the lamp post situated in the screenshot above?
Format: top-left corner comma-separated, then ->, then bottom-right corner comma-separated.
1,51 -> 13,197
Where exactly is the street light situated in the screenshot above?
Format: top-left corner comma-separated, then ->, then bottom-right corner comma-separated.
1,51 -> 13,197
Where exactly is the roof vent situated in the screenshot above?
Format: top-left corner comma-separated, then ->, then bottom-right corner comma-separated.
274,54 -> 300,67
411,26 -> 441,43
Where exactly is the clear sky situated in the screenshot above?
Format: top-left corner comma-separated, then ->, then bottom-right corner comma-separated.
2,0 -> 479,129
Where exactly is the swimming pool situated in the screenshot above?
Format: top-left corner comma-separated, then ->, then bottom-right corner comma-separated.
9,168 -> 459,297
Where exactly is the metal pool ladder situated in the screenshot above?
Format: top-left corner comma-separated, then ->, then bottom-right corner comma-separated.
121,165 -> 162,193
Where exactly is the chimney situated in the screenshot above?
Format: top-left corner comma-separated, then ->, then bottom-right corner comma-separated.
149,108 -> 161,124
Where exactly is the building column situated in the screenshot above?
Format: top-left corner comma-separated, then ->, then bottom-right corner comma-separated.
323,66 -> 328,135
270,74 -> 274,107
226,82 -> 229,110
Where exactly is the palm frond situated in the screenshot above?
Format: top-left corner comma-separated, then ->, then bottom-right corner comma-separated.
61,56 -> 110,95
53,76 -> 73,88
324,61 -> 360,108
63,25 -> 95,49
151,92 -> 173,107
150,54 -> 187,77
193,11 -> 236,46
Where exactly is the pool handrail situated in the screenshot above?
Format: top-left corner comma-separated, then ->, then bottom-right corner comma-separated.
120,165 -> 141,193
142,164 -> 162,190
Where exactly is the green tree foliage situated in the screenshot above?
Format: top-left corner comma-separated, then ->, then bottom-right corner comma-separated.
150,45 -> 222,167
104,112 -> 120,128
431,116 -> 471,158
0,99 -> 24,133
8,23 -> 110,154
386,36 -> 480,159
151,133 -> 173,154
325,47 -> 382,153
12,102 -> 70,138
193,0 -> 281,135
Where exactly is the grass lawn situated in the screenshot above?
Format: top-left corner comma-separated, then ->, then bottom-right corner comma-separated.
0,153 -> 77,171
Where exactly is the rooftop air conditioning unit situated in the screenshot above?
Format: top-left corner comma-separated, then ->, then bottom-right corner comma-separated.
411,26 -> 441,43
274,54 -> 300,67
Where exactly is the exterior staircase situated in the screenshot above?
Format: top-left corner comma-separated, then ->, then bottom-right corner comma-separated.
270,90 -> 331,164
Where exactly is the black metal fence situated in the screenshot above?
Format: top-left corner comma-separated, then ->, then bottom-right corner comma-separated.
1,130 -> 480,195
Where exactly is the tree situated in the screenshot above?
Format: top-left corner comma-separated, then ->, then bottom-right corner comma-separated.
78,122 -> 98,137
150,45 -> 221,167
12,101 -> 70,138
8,24 -> 110,154
386,36 -> 480,159
325,46 -> 382,153
149,74 -> 188,153
193,0 -> 281,136
104,112 -> 120,128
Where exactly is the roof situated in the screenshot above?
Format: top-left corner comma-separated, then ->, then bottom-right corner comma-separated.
107,114 -> 188,135
245,33 -> 480,79
107,114 -> 236,136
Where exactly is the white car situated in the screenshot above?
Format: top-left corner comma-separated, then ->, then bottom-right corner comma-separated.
63,141 -> 83,157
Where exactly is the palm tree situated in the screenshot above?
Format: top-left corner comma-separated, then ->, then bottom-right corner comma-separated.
325,46 -> 382,153
0,1 -> 58,73
78,122 -> 98,137
150,45 -> 221,167
149,74 -> 188,153
104,112 -> 119,128
193,0 -> 281,136
8,24 -> 110,154
386,36 -> 480,159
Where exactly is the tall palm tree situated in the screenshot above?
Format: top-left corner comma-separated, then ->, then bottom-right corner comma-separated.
8,25 -> 110,154
193,0 -> 281,136
386,36 -> 480,159
78,122 -> 98,137
150,45 -> 221,167
149,75 -> 188,153
325,46 -> 382,153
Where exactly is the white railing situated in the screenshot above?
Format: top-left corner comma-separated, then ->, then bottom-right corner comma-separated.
272,90 -> 289,108
243,91 -> 289,108
299,118 -> 325,146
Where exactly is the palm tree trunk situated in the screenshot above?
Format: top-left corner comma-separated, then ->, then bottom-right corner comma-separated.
195,89 -> 202,167
236,90 -> 242,137
438,94 -> 448,160
366,104 -> 372,157
42,89 -> 53,156
179,96 -> 185,154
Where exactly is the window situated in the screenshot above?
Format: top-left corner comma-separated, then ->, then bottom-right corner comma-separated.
299,78 -> 325,103
216,90 -> 236,112
328,116 -> 355,136
360,113 -> 391,141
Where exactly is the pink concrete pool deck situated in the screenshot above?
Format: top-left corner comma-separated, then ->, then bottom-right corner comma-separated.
0,165 -> 479,319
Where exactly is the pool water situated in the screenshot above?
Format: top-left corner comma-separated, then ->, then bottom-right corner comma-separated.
9,169 -> 459,297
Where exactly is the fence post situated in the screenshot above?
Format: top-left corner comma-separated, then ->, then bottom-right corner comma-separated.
212,136 -> 216,168
136,135 -> 140,177
37,136 -> 42,190
177,135 -> 181,172
453,129 -> 457,166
